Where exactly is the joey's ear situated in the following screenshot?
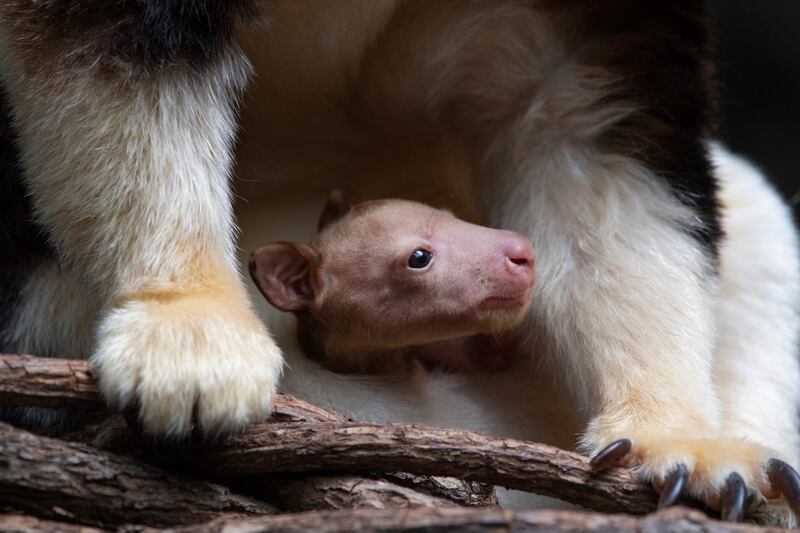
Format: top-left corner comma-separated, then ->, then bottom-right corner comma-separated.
249,242 -> 322,312
317,189 -> 351,231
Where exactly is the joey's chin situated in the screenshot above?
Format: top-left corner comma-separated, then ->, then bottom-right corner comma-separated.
476,288 -> 532,313
474,289 -> 532,330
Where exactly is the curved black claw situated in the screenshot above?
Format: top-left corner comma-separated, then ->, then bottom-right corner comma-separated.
720,472 -> 746,522
768,458 -> 800,512
658,464 -> 688,508
590,438 -> 632,469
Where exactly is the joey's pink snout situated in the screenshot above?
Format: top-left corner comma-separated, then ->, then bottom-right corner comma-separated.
477,231 -> 535,313
502,232 -> 535,286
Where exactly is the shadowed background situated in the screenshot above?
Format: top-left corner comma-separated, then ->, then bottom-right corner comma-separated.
711,1 -> 799,218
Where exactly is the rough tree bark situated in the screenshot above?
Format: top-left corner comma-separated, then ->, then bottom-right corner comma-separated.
0,515 -> 106,533
0,354 -> 100,410
251,475 -> 461,511
60,416 -> 498,513
144,507 -> 782,533
189,421 -> 656,515
1,507 -> 781,533
0,422 -> 274,528
0,355 -> 496,512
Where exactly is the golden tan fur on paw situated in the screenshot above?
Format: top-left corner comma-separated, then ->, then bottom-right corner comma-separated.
91,284 -> 283,439
590,435 -> 800,524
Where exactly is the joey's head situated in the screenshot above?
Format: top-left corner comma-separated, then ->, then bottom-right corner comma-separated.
249,193 -> 535,369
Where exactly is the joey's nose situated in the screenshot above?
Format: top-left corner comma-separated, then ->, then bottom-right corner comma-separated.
503,233 -> 535,282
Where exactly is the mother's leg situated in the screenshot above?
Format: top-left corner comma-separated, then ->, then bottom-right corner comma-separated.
366,0 -> 797,517
471,4 -> 800,519
0,1 -> 282,438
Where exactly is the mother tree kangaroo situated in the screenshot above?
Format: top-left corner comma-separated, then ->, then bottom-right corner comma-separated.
0,0 -> 798,524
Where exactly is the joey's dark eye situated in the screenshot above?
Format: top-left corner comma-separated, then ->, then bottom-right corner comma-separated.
408,249 -> 432,269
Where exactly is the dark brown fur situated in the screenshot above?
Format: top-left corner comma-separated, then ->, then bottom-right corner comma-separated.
551,1 -> 721,257
0,0 -> 258,77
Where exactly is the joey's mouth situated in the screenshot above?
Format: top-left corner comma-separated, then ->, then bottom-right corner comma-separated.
477,289 -> 532,312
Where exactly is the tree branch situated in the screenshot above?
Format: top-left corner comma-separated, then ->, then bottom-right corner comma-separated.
381,472 -> 498,508
187,421 -> 656,515
249,474 -> 461,511
143,507 -> 779,533
0,354 -> 100,410
0,423 -> 274,528
0,354 -> 336,423
0,354 -> 496,512
0,514 -> 108,533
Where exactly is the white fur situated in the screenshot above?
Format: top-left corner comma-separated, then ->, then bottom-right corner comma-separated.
713,145 -> 800,463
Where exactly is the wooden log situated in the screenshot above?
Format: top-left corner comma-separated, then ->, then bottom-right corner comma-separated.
143,507 -> 781,533
0,354 -> 336,424
250,474 -> 460,511
0,514 -> 107,533
0,423 -> 274,528
61,416 -> 498,512
0,507 -> 784,533
0,354 -> 100,410
381,472 -> 498,508
190,421 -> 656,515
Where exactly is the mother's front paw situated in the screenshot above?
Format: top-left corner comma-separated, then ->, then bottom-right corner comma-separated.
591,436 -> 800,523
91,292 -> 283,439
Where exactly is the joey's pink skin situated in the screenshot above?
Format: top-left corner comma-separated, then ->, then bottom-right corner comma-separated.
250,197 -> 535,373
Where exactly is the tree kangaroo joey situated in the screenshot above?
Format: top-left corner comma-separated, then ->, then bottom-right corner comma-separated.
249,192 -> 535,375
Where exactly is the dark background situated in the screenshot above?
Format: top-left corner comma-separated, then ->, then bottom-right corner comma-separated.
711,1 -> 799,218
